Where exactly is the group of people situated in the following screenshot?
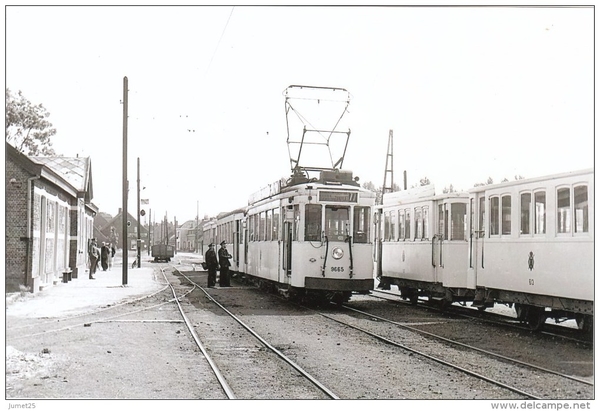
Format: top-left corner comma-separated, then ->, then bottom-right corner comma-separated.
88,238 -> 116,279
87,237 -> 232,286
204,241 -> 232,287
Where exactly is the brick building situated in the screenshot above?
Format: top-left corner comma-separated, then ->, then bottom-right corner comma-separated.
5,143 -> 96,293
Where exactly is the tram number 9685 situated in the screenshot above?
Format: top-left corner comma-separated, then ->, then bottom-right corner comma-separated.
331,267 -> 345,273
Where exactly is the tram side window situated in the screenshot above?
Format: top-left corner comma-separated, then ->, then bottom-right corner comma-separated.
293,205 -> 300,241
422,207 -> 429,240
273,208 -> 280,240
520,193 -> 531,235
353,206 -> 370,243
415,207 -> 423,240
384,212 -> 390,241
534,191 -> 546,234
490,197 -> 500,236
502,195 -> 511,235
398,210 -> 405,240
404,209 -> 411,240
390,209 -> 397,241
305,204 -> 322,241
557,188 -> 571,234
266,210 -> 272,241
478,197 -> 485,237
451,203 -> 466,240
438,204 -> 445,239
574,185 -> 588,233
254,214 -> 260,241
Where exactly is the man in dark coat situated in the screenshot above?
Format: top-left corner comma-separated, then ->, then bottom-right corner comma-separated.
204,243 -> 218,288
218,241 -> 233,287
88,238 -> 100,280
100,242 -> 109,271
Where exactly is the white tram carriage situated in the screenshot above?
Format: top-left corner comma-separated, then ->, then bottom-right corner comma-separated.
468,168 -> 594,330
377,169 -> 594,330
206,169 -> 376,303
375,185 -> 472,305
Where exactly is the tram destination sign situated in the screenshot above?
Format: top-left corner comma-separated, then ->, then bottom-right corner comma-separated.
319,191 -> 358,203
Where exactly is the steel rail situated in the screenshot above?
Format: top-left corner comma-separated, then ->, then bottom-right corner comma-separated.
161,267 -> 236,399
174,267 -> 340,400
319,312 -> 541,400
342,303 -> 593,387
370,290 -> 592,346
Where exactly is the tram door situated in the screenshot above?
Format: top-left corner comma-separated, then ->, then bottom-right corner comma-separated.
233,220 -> 241,269
468,194 -> 485,286
282,207 -> 294,283
373,208 -> 383,279
433,202 -> 445,283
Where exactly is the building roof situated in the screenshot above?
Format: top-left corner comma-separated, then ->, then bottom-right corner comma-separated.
30,155 -> 93,200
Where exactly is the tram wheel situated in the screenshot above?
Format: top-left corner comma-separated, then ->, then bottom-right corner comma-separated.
514,303 -> 527,321
576,315 -> 593,334
526,307 -> 546,331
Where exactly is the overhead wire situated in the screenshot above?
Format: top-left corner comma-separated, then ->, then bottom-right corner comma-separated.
204,6 -> 235,78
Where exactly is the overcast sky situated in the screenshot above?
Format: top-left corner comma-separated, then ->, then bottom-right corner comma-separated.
5,5 -> 594,223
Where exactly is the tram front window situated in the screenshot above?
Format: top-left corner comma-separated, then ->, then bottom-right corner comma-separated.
325,206 -> 350,241
353,206 -> 370,243
305,204 -> 322,241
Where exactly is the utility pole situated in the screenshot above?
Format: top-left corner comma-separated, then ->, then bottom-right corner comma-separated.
148,208 -> 151,255
122,76 -> 128,285
382,129 -> 394,204
195,200 -> 199,254
137,157 -> 141,268
165,212 -> 169,245
174,216 -> 177,255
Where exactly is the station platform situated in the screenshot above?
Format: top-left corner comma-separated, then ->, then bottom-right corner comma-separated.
5,257 -> 164,319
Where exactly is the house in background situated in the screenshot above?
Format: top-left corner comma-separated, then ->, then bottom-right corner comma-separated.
5,143 -> 96,293
177,219 -> 202,252
98,208 -> 148,251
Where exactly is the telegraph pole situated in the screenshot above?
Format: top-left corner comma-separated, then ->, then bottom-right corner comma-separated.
137,157 -> 141,268
174,216 -> 177,255
195,200 -> 199,254
382,129 -> 394,198
148,208 -> 151,255
122,76 -> 128,285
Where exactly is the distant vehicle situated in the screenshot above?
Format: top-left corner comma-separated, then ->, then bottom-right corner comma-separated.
152,244 -> 174,262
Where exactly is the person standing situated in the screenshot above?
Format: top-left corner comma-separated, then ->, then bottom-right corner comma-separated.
218,241 -> 233,287
88,238 -> 100,280
204,243 -> 218,288
100,242 -> 109,271
108,243 -> 116,271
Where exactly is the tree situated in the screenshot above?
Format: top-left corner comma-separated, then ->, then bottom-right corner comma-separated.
443,184 -> 456,194
5,88 -> 57,156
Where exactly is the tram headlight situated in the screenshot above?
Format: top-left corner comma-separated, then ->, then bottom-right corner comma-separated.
332,247 -> 344,260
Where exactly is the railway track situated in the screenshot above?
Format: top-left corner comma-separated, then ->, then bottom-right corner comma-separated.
370,289 -> 592,345
321,303 -> 593,399
169,265 -> 339,399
